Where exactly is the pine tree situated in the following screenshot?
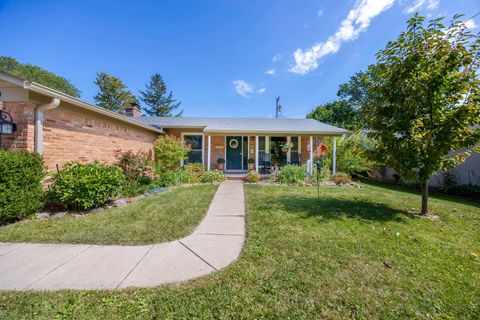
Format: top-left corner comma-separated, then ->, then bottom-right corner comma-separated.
140,73 -> 182,117
94,72 -> 136,113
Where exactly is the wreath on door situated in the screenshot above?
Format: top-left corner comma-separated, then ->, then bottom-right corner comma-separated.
229,138 -> 239,149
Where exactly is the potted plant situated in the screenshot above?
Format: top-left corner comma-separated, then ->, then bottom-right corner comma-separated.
281,142 -> 294,153
247,158 -> 255,171
217,158 -> 225,171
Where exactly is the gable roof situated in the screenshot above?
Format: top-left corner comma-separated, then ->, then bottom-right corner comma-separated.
0,71 -> 164,134
139,117 -> 348,135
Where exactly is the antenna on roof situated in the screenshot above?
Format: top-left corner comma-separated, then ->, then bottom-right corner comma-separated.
275,96 -> 282,119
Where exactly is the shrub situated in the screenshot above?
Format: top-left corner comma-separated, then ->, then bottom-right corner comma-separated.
49,161 -> 125,210
331,172 -> 352,185
115,149 -> 156,185
0,150 -> 45,223
154,135 -> 189,171
312,160 -> 331,183
184,163 -> 205,183
156,169 -> 192,187
201,170 -> 226,183
245,170 -> 261,183
277,165 -> 307,185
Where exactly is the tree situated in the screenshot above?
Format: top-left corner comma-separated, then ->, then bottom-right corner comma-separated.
337,64 -> 380,111
0,56 -> 81,97
94,72 -> 136,113
362,14 -> 480,215
140,73 -> 182,117
307,101 -> 362,131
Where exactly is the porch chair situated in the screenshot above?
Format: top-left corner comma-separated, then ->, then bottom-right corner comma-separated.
260,153 -> 272,174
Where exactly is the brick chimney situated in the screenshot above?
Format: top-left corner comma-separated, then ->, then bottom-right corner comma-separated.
125,102 -> 142,117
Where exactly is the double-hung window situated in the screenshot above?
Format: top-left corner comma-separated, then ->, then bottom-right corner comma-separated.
183,134 -> 203,164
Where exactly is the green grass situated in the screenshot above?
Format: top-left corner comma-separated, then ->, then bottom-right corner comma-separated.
0,182 -> 479,319
0,186 -> 218,245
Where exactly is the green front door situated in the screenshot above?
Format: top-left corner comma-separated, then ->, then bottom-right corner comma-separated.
226,136 -> 243,170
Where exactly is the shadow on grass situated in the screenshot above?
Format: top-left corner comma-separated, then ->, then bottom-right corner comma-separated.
273,195 -> 411,223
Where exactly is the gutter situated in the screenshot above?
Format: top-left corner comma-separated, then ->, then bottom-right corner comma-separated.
34,98 -> 60,154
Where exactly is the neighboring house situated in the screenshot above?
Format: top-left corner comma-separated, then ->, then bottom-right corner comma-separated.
0,70 -> 348,173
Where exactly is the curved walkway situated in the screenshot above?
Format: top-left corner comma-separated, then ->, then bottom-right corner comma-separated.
0,180 -> 245,291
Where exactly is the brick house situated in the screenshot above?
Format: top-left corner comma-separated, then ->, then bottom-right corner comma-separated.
0,71 -> 348,173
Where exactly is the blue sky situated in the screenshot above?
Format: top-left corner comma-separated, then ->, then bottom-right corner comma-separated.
1,0 -> 479,118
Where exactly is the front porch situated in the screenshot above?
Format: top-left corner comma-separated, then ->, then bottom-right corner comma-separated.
182,133 -> 339,175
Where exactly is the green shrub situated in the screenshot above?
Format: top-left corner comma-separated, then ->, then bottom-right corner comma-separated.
184,163 -> 205,183
0,150 -> 45,223
115,149 -> 156,184
154,136 -> 189,171
331,172 -> 352,185
49,161 -> 125,210
245,170 -> 261,183
277,165 -> 307,185
157,169 -> 192,187
201,170 -> 226,183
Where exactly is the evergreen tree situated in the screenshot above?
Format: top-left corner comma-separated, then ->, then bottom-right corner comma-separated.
94,72 -> 136,113
0,56 -> 81,97
140,73 -> 182,117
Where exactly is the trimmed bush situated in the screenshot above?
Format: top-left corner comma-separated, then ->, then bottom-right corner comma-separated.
0,150 -> 45,223
184,163 -> 205,183
201,170 -> 226,183
277,165 -> 307,185
115,150 -> 155,184
49,161 -> 125,210
331,172 -> 352,185
154,136 -> 189,171
245,170 -> 261,183
157,169 -> 192,187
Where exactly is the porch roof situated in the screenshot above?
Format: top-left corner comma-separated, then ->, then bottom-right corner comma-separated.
138,117 -> 348,136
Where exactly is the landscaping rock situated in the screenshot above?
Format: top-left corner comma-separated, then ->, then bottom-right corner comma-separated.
147,188 -> 165,195
129,195 -> 145,203
90,207 -> 106,214
112,199 -> 128,207
51,212 -> 67,219
36,212 -> 50,220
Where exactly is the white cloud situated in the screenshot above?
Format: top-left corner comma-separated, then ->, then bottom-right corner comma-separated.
291,0 -> 394,74
265,69 -> 276,75
257,88 -> 266,94
272,53 -> 282,62
233,80 -> 254,97
404,0 -> 439,14
465,19 -> 478,29
317,9 -> 324,17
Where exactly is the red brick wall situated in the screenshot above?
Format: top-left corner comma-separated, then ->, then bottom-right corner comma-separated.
1,102 -> 35,150
4,102 -> 159,171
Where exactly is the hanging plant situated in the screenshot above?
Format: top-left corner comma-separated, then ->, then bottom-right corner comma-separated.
281,142 -> 294,153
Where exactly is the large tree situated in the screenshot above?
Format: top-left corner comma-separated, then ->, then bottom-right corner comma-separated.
0,56 -> 80,97
140,73 -> 182,117
94,72 -> 137,113
363,14 -> 480,215
307,101 -> 362,131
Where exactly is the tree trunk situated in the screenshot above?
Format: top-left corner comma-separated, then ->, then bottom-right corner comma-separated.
420,180 -> 429,215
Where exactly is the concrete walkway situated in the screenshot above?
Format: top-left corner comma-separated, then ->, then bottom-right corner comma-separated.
0,180 -> 245,291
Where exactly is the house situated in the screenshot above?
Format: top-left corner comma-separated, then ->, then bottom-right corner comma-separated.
0,70 -> 348,173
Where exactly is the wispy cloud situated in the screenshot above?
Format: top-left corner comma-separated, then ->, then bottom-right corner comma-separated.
290,0 -> 395,74
265,69 -> 276,75
404,0 -> 439,14
233,80 -> 254,97
272,53 -> 282,63
257,88 -> 266,94
317,9 -> 324,17
465,19 -> 478,29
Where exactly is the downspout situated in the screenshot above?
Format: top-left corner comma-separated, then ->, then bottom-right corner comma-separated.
34,98 -> 60,154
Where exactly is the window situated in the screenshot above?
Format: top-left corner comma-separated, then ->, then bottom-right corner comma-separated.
290,136 -> 300,164
184,134 -> 203,164
258,136 -> 266,163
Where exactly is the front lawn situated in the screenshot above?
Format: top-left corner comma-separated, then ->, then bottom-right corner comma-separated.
0,183 -> 479,319
0,186 -> 218,245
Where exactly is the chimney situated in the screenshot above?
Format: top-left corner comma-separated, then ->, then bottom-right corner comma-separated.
125,102 -> 142,117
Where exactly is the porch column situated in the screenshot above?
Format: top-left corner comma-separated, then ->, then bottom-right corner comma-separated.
286,136 -> 291,163
332,137 -> 337,175
207,135 -> 211,171
309,136 -> 313,176
255,136 -> 259,171
266,136 -> 270,154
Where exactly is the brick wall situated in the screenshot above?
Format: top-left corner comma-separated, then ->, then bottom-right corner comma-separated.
3,102 -> 160,171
